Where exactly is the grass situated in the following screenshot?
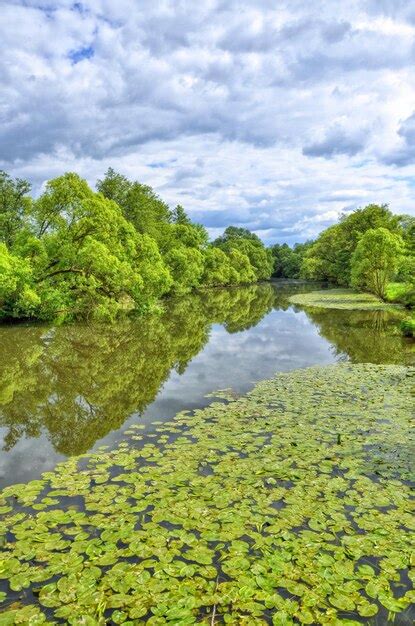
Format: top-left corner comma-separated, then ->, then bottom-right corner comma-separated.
288,288 -> 402,311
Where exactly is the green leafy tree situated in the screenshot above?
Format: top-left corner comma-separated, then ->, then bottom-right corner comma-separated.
162,222 -> 209,293
202,247 -> 232,286
171,204 -> 191,225
0,244 -> 39,320
31,173 -> 171,320
213,226 -> 273,281
351,228 -> 404,299
302,204 -> 402,285
164,246 -> 204,294
97,168 -> 172,244
0,168 -> 279,322
227,248 -> 256,284
398,215 -> 415,288
0,170 -> 32,248
213,226 -> 262,246
270,242 -> 312,278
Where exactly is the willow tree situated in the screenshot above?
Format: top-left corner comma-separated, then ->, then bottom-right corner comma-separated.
30,173 -> 172,320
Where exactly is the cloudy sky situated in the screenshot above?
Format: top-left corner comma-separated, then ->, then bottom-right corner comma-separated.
2,0 -> 415,243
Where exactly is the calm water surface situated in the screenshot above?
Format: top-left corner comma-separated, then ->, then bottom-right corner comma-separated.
0,281 -> 413,488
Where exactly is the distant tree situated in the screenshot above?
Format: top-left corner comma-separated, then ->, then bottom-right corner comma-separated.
351,228 -> 404,299
270,242 -> 312,278
213,226 -> 261,246
213,226 -> 273,281
171,204 -> 191,225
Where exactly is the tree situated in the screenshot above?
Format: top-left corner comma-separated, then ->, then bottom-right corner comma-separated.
227,248 -> 256,284
213,226 -> 273,281
0,170 -> 32,248
97,168 -> 172,244
213,226 -> 261,246
164,247 -> 204,294
270,242 -> 312,278
171,204 -> 191,225
30,173 -> 171,320
398,215 -> 415,287
0,168 -> 281,322
350,228 -> 403,299
202,247 -> 232,286
302,204 -> 402,285
0,244 -> 39,320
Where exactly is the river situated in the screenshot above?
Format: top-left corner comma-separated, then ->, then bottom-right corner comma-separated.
0,280 -> 412,488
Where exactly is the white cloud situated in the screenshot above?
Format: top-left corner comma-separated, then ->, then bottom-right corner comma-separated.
1,0 -> 415,243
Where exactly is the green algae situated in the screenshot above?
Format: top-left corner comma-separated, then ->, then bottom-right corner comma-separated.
0,364 -> 414,625
289,289 -> 403,311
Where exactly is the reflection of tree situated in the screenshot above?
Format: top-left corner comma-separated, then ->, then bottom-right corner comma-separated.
198,283 -> 276,333
0,284 -> 274,455
300,306 -> 413,364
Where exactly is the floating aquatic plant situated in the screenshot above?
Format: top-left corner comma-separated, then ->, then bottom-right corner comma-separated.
0,364 -> 414,624
288,289 -> 403,311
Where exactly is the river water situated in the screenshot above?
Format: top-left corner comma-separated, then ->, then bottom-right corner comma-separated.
0,280 -> 412,488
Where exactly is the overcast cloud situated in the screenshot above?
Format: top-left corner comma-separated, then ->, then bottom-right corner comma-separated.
1,0 -> 415,243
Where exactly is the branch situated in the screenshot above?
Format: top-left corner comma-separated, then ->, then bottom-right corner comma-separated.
36,268 -> 85,283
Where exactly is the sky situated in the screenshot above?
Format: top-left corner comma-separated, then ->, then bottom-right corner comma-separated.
1,0 -> 415,244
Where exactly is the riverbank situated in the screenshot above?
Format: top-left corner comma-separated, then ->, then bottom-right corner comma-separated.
1,362 -> 413,624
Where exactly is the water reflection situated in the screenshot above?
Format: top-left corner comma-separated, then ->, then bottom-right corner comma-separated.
302,306 -> 414,364
0,281 -> 412,486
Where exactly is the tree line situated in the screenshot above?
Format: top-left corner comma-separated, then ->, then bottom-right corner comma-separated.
270,203 -> 415,304
1,168 -> 414,322
0,169 -> 273,321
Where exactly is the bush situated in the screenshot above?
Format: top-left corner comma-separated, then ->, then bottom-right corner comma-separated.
400,318 -> 415,338
385,282 -> 415,308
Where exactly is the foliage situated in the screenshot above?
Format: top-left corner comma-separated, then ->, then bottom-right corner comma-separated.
0,170 -> 272,322
164,246 -> 204,294
201,247 -> 232,286
385,282 -> 415,308
350,228 -> 403,299
385,282 -> 411,302
0,244 -> 39,319
0,170 -> 32,248
213,226 -> 273,281
33,174 -> 172,321
301,204 -> 403,286
96,168 -> 172,245
0,363 -> 413,624
269,242 -> 312,278
400,317 -> 415,338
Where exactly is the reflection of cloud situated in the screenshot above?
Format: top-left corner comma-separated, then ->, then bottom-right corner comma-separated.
2,1 -> 415,241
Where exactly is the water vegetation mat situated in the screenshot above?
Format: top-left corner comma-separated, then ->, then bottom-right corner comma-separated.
0,364 -> 414,625
288,290 -> 402,312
